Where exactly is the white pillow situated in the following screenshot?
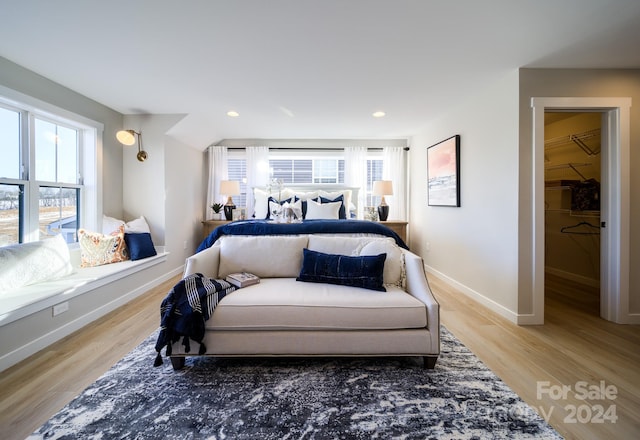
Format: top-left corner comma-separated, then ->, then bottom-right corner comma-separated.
305,199 -> 341,220
359,238 -> 404,286
252,188 -> 270,219
102,215 -> 125,235
0,234 -> 74,291
270,199 -> 303,220
293,191 -> 320,201
124,216 -> 151,233
318,190 -> 352,216
253,188 -> 296,219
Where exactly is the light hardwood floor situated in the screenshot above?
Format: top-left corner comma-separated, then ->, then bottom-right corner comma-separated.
1,272 -> 638,439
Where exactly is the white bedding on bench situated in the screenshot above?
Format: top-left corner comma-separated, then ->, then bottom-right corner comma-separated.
0,246 -> 167,326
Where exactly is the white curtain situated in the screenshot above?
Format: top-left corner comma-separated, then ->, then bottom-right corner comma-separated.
245,146 -> 270,218
344,146 -> 368,219
383,146 -> 407,221
206,146 -> 228,220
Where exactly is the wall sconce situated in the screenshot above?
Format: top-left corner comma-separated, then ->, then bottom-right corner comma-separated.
373,180 -> 393,221
219,180 -> 240,221
116,129 -> 148,162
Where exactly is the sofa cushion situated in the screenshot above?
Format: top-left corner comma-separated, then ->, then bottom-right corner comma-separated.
297,248 -> 386,292
217,235 -> 309,278
206,278 -> 427,331
359,238 -> 404,287
307,236 -> 403,286
0,234 -> 74,292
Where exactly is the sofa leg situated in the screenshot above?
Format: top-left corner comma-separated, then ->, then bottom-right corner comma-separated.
423,356 -> 437,369
170,356 -> 185,370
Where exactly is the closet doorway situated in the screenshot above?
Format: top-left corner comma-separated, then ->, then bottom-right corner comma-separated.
531,97 -> 631,325
544,112 -> 601,317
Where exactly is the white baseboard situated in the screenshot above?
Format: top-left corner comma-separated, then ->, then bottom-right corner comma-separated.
544,266 -> 599,288
424,265 -> 520,324
0,265 -> 183,373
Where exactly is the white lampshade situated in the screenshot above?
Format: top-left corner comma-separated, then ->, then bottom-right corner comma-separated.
219,180 -> 240,196
373,180 -> 393,196
116,129 -> 137,146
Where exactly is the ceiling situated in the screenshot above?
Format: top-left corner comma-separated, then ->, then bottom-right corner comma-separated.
1,0 -> 639,149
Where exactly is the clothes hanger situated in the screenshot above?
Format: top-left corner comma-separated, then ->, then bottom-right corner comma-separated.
560,221 -> 600,235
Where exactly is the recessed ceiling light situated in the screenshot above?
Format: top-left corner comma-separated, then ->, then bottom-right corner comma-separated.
227,110 -> 240,117
372,111 -> 386,118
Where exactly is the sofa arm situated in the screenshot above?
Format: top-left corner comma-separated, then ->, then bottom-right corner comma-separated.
403,251 -> 440,353
184,246 -> 220,279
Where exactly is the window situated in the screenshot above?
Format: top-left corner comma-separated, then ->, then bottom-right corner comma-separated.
366,156 -> 384,207
225,149 -> 384,216
227,156 -> 247,208
0,97 -> 94,246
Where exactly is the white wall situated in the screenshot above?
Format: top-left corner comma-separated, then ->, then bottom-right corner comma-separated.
409,70 -> 521,319
122,114 -> 205,268
164,136 -> 207,264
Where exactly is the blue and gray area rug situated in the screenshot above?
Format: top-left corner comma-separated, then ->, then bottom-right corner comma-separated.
30,327 -> 562,439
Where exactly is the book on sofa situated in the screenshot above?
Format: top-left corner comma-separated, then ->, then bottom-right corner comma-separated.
226,272 -> 260,288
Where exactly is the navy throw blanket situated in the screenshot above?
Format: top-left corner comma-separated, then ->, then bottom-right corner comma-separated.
154,273 -> 236,366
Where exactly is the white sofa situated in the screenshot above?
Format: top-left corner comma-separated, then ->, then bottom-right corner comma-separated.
170,234 -> 440,369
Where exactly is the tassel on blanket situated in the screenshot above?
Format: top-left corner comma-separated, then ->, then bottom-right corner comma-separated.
154,352 -> 163,367
199,342 -> 207,355
183,335 -> 191,353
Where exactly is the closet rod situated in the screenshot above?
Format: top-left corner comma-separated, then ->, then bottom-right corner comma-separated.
545,128 -> 600,155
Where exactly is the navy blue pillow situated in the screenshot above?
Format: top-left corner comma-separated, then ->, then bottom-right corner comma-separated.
124,232 -> 157,261
319,195 -> 346,219
296,248 -> 386,291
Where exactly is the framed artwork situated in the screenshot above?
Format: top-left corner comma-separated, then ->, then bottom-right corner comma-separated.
427,135 -> 460,207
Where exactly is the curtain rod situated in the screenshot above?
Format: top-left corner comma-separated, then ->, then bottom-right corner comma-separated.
226,147 -> 410,151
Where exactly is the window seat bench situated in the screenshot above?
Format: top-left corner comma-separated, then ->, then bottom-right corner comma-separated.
0,246 -> 168,327
0,245 -> 172,373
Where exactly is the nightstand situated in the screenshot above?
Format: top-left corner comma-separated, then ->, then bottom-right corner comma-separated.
202,220 -> 232,239
378,221 -> 408,243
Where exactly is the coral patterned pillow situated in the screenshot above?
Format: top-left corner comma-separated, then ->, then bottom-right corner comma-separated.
78,227 -> 129,267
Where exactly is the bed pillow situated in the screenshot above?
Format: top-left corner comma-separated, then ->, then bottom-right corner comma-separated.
319,195 -> 346,219
267,196 -> 298,219
0,234 -> 74,291
78,228 -> 129,267
252,188 -> 270,219
305,199 -> 341,220
124,232 -> 157,261
318,190 -> 352,217
297,248 -> 386,292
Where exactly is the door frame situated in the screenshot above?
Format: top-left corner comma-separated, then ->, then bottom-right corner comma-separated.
531,97 -> 632,324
